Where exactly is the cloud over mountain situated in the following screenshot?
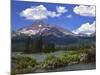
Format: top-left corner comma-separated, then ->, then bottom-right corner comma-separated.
20,5 -> 61,20
72,21 -> 96,35
73,5 -> 95,17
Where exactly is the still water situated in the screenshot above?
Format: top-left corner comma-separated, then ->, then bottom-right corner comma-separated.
34,63 -> 95,73
12,50 -> 66,62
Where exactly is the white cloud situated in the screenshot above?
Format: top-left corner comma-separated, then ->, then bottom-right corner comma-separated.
56,6 -> 68,13
73,5 -> 95,17
20,5 -> 61,20
66,15 -> 72,18
72,21 -> 96,35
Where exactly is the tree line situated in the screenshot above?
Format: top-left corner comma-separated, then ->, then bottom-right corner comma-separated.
24,35 -> 56,53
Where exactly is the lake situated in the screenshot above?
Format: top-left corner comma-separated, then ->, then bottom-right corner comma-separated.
12,50 -> 67,62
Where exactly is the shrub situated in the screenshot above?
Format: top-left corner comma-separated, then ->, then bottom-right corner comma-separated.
13,56 -> 38,69
87,49 -> 96,62
41,55 -> 66,69
60,51 -> 80,64
59,54 -> 68,64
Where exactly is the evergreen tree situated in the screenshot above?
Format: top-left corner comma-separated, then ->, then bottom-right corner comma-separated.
24,36 -> 33,53
44,42 -> 56,53
34,35 -> 43,52
50,43 -> 56,52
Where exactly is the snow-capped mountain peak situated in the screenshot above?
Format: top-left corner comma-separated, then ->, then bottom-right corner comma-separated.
38,25 -> 42,27
15,21 -> 73,37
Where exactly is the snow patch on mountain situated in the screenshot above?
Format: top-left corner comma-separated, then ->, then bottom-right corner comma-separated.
13,21 -> 74,37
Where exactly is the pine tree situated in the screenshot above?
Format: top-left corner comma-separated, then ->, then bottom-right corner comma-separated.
34,36 -> 43,52
50,43 -> 56,52
44,42 -> 56,53
24,36 -> 32,53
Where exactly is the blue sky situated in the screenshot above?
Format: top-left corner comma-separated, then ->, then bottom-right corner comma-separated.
11,0 -> 96,35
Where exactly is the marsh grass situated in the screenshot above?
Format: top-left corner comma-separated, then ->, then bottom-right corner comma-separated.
11,48 -> 96,74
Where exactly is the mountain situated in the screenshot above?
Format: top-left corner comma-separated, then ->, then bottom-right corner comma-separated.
12,21 -> 95,43
12,21 -> 95,51
15,21 -> 74,37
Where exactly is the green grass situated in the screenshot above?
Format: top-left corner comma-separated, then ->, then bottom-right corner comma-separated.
12,56 -> 38,69
41,54 -> 67,69
11,47 -> 96,74
59,51 -> 80,64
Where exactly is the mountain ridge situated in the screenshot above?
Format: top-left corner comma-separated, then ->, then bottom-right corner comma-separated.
14,20 -> 74,37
